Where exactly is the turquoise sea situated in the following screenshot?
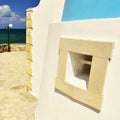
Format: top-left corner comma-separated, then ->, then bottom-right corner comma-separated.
0,29 -> 26,44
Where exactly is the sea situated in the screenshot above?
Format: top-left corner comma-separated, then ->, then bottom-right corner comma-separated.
0,29 -> 26,44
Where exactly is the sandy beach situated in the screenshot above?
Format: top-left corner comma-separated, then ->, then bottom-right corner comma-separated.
0,51 -> 38,119
0,51 -> 26,90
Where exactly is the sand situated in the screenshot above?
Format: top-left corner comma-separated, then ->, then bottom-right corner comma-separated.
0,51 -> 38,120
0,51 -> 26,89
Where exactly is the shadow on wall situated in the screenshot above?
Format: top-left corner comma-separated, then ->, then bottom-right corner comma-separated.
55,88 -> 100,113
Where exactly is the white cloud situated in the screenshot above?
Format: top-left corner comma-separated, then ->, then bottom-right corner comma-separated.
0,5 -> 26,24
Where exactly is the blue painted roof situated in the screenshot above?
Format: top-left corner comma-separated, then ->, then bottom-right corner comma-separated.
62,0 -> 120,21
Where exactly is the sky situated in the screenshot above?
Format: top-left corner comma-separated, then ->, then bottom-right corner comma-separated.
62,0 -> 120,21
0,0 -> 40,29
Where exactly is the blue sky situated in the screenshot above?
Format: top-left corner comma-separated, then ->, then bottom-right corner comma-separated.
62,0 -> 120,21
0,0 -> 40,28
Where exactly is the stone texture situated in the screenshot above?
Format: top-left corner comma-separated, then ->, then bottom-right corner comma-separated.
26,36 -> 32,44
26,9 -> 33,91
26,20 -> 32,28
0,44 -> 26,53
26,44 -> 32,52
0,44 -> 8,53
26,52 -> 32,61
26,10 -> 33,20
11,44 -> 26,51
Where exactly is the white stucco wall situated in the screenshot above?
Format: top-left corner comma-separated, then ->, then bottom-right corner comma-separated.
30,0 -> 65,97
34,18 -> 120,120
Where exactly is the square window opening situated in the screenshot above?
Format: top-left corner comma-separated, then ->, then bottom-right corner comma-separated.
65,52 -> 92,90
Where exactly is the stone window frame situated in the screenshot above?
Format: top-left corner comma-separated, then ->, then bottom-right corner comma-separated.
55,38 -> 114,111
